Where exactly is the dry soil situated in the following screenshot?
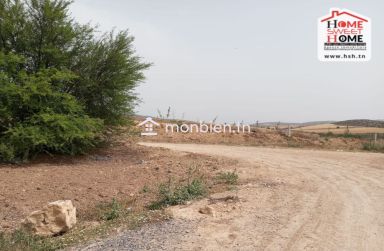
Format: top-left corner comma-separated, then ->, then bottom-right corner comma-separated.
128,143 -> 384,251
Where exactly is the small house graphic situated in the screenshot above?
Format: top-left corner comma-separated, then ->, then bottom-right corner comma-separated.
320,10 -> 368,23
138,117 -> 160,136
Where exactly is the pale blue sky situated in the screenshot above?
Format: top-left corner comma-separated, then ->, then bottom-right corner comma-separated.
71,0 -> 383,123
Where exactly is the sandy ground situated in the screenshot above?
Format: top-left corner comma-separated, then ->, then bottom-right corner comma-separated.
88,142 -> 384,251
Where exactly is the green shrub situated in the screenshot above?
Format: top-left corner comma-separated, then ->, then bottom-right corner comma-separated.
101,199 -> 122,221
216,171 -> 239,185
340,133 -> 368,139
140,185 -> 150,193
149,179 -> 206,210
0,0 -> 150,162
287,140 -> 301,148
363,142 -> 384,152
320,132 -> 334,138
0,143 -> 14,162
319,132 -> 383,140
0,62 -> 103,162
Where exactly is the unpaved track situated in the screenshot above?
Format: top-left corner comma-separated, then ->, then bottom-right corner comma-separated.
141,143 -> 384,251
81,143 -> 384,251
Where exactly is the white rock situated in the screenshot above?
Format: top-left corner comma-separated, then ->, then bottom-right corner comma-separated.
22,200 -> 76,236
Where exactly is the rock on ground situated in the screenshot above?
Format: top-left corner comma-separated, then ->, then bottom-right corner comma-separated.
22,200 -> 76,236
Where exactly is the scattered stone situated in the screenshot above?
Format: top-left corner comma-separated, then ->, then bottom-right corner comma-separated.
22,200 -> 76,236
198,206 -> 215,216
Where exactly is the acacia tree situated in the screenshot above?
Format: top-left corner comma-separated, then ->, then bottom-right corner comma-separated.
0,0 -> 151,162
70,31 -> 150,125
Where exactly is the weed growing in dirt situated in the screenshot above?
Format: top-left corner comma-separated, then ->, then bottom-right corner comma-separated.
101,199 -> 123,221
140,185 -> 150,193
319,132 -> 384,140
148,179 -> 206,210
216,171 -> 239,185
0,230 -> 60,251
363,142 -> 384,152
287,140 -> 301,148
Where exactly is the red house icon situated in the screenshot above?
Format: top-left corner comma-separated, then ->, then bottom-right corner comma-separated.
321,10 -> 368,23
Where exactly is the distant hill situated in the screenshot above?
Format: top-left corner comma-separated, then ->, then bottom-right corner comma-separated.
335,119 -> 384,128
257,122 -> 300,127
299,121 -> 336,127
257,121 -> 335,128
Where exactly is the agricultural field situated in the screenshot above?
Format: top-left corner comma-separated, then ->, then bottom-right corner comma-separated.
293,123 -> 384,134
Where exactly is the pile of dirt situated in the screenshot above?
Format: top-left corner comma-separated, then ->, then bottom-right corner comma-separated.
0,141 -> 236,232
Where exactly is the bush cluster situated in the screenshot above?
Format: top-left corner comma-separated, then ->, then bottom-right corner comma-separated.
0,0 -> 150,162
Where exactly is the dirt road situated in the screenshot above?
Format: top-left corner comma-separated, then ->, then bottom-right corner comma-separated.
83,143 -> 384,251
